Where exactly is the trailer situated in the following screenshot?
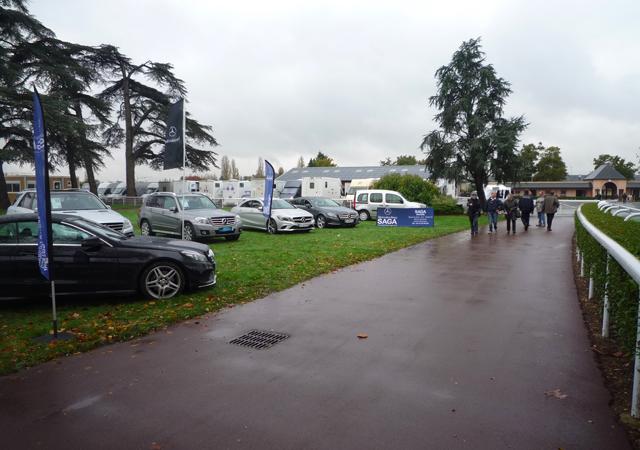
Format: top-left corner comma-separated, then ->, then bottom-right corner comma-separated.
157,180 -> 200,194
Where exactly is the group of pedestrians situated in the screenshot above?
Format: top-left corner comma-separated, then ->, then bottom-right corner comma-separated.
466,190 -> 560,236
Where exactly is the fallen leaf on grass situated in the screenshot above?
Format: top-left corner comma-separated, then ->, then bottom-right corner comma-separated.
544,389 -> 568,399
357,333 -> 368,339
613,351 -> 624,358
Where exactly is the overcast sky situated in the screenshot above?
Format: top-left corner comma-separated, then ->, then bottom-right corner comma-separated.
7,0 -> 640,180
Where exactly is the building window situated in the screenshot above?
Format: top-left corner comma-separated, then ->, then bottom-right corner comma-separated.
27,182 -> 35,189
66,180 -> 72,187
560,190 -> 566,196
7,182 -> 21,192
53,181 -> 61,190
309,182 -> 315,189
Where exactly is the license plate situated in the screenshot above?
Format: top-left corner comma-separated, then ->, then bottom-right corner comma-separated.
217,226 -> 233,233
344,219 -> 354,223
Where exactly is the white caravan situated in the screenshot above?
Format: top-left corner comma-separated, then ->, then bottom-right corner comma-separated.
344,178 -> 377,202
484,183 -> 511,200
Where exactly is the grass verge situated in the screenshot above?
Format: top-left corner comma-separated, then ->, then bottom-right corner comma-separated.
0,212 -> 481,375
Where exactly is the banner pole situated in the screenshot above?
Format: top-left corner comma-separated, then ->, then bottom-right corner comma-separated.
50,280 -> 58,338
182,98 -> 186,238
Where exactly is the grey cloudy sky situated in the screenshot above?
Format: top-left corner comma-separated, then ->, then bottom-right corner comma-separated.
9,0 -> 640,180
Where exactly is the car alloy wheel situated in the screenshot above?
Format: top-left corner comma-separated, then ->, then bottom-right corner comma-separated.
183,223 -> 195,241
140,220 -> 153,236
316,214 -> 326,229
142,262 -> 184,299
358,210 -> 370,221
267,218 -> 278,234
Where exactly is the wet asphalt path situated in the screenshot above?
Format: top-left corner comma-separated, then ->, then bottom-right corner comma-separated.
0,217 -> 630,449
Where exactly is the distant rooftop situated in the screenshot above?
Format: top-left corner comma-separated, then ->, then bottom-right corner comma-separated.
583,163 -> 626,181
277,165 -> 431,182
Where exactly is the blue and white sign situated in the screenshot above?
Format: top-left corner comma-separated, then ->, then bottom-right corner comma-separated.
263,160 -> 275,219
376,208 -> 435,227
32,89 -> 52,280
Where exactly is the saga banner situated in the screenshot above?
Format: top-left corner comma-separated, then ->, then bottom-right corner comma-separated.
376,207 -> 434,227
262,160 -> 275,219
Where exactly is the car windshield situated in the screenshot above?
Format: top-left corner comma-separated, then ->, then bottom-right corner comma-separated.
272,199 -> 296,209
310,198 -> 340,207
70,218 -> 128,240
48,193 -> 106,210
179,195 -> 216,210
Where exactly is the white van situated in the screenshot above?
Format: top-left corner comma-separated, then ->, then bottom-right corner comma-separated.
354,189 -> 426,221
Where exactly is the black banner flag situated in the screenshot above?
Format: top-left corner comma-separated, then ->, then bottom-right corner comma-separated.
163,99 -> 184,170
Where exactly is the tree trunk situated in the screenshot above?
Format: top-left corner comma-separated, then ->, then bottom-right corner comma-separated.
68,156 -> 78,188
122,75 -> 136,197
84,161 -> 97,194
474,176 -> 486,208
0,161 -> 10,210
73,103 -> 98,194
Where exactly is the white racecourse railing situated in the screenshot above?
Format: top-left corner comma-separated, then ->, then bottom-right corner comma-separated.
576,204 -> 640,417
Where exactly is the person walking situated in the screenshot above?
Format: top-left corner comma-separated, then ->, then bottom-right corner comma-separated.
466,191 -> 482,236
543,191 -> 560,231
535,191 -> 546,227
518,190 -> 535,231
485,191 -> 503,234
503,193 -> 519,234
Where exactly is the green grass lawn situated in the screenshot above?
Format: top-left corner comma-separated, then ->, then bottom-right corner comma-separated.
0,211 -> 481,374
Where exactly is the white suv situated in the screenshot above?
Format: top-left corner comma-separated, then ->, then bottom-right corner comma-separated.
7,189 -> 135,236
353,189 -> 426,221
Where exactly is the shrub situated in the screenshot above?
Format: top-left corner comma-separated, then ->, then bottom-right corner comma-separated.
373,174 -> 441,205
431,196 -> 463,215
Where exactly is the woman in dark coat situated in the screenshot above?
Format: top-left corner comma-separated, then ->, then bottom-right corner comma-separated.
466,191 -> 482,236
503,194 -> 519,234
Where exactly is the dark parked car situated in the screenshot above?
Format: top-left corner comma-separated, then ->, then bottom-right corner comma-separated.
288,197 -> 358,228
0,213 -> 216,300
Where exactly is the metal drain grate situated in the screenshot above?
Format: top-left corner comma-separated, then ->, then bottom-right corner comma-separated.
229,330 -> 290,349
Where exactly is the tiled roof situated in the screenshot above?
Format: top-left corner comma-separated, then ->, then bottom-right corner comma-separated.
277,165 -> 431,182
583,164 -> 626,180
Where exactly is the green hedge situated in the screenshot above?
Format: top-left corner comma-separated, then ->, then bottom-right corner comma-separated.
576,203 -> 640,352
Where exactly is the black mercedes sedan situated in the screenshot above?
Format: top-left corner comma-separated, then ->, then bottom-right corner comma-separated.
0,213 -> 216,300
288,197 -> 358,228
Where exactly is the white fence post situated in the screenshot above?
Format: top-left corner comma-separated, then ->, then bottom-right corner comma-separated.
632,289 -> 640,418
602,254 -> 610,338
588,268 -> 594,300
580,251 -> 585,277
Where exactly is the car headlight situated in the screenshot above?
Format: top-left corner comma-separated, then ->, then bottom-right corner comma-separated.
123,218 -> 133,230
277,216 -> 292,222
235,215 -> 242,224
181,250 -> 208,262
193,217 -> 208,224
207,248 -> 215,263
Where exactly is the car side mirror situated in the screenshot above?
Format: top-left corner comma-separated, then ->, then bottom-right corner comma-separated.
81,236 -> 102,250
172,206 -> 179,213
106,205 -> 112,209
258,206 -> 263,211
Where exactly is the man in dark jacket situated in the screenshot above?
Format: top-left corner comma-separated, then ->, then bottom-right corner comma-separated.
518,190 -> 535,231
466,191 -> 482,236
484,191 -> 503,234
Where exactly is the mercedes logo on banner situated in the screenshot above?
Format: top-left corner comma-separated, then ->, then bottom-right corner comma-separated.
384,208 -> 392,216
168,126 -> 178,139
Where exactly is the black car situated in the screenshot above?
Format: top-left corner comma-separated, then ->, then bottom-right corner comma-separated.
0,213 -> 216,300
288,197 -> 358,228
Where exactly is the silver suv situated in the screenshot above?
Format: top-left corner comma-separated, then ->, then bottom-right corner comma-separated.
139,192 -> 241,241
